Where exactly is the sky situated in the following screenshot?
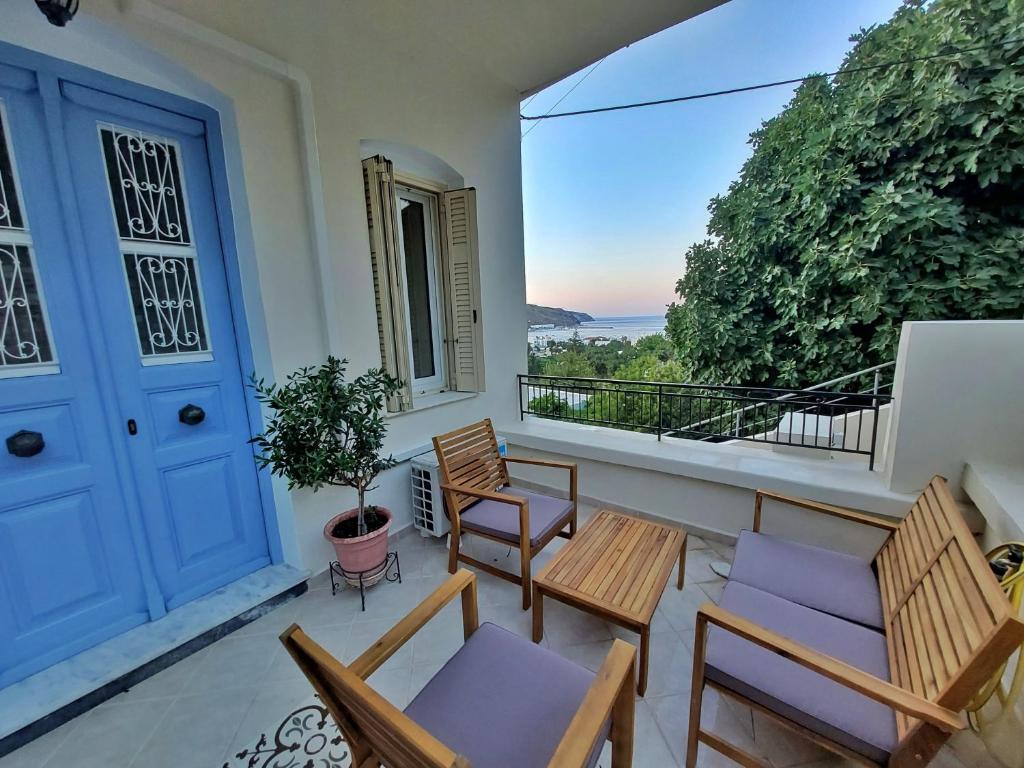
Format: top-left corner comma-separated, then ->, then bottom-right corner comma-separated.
521,0 -> 904,318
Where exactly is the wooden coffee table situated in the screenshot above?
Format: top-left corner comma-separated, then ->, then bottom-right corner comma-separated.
532,509 -> 686,695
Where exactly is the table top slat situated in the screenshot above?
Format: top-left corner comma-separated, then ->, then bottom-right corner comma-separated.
611,525 -> 667,608
536,509 -> 685,624
579,517 -> 644,595
550,513 -> 622,586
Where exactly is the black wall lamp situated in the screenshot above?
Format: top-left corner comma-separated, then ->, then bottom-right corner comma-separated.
36,0 -> 80,27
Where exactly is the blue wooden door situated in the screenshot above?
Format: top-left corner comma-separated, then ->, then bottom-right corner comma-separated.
0,68 -> 152,687
61,84 -> 270,610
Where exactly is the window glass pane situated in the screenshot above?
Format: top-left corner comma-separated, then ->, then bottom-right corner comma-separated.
122,253 -> 209,357
1,243 -> 54,367
0,109 -> 24,230
400,198 -> 436,380
100,127 -> 191,244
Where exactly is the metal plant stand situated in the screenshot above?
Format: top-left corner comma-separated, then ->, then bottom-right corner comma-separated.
328,551 -> 401,611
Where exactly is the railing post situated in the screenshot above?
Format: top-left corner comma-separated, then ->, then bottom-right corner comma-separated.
872,369 -> 881,396
518,375 -> 524,421
657,383 -> 663,441
868,393 -> 881,471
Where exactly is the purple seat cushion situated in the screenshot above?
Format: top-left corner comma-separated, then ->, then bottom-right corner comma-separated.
459,488 -> 573,547
404,622 -> 606,768
706,581 -> 897,763
729,530 -> 884,629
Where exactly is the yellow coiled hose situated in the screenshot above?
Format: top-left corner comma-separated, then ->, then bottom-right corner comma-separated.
965,542 -> 1024,736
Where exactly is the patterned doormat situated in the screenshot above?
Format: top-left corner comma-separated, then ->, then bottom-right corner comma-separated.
222,695 -> 612,768
222,697 -> 350,768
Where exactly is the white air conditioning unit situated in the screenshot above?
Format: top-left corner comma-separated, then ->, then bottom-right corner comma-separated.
410,437 -> 507,538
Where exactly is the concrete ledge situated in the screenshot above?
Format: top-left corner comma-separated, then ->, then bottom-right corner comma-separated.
963,462 -> 1024,549
498,418 -> 916,516
511,475 -> 738,547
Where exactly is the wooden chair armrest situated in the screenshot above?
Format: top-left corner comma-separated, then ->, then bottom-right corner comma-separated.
695,602 -> 963,733
441,483 -> 528,508
503,455 -> 577,472
547,639 -> 636,768
351,570 -> 479,679
501,457 -> 578,504
753,489 -> 899,533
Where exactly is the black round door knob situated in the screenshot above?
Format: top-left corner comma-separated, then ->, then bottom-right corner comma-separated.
7,430 -> 45,458
178,404 -> 206,426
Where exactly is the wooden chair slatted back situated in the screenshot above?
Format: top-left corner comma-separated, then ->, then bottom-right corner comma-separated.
432,418 -> 508,515
280,625 -> 464,768
875,476 -> 1024,739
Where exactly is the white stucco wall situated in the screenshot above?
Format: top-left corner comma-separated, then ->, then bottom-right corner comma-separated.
885,321 -> 1024,497
499,418 -> 916,558
1,0 -> 529,572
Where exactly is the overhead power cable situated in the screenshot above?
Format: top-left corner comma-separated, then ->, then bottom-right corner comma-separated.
521,56 -> 608,139
520,91 -> 541,111
520,38 -> 1024,122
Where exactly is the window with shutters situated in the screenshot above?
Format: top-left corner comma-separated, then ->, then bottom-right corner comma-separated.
362,155 -> 484,411
395,184 -> 445,394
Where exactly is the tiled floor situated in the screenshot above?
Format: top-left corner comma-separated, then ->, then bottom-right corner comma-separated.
0,505 -> 1004,768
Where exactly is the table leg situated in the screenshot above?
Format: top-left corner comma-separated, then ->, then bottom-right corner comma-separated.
532,584 -> 543,643
677,538 -> 687,590
638,624 -> 650,696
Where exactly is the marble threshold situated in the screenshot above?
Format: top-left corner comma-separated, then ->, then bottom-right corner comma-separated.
0,563 -> 308,754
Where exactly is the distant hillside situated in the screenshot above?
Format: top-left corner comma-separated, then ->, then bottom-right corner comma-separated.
527,304 -> 594,327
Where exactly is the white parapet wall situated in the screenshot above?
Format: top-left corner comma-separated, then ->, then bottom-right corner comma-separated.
885,321 -> 1024,497
498,418 -> 915,559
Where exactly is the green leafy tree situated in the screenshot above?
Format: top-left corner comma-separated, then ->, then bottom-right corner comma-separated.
542,350 -> 597,378
612,353 -> 687,382
527,392 -> 575,417
527,348 -> 545,375
634,333 -> 675,362
565,331 -> 586,353
583,338 -> 637,376
667,0 -> 1024,387
250,357 -> 401,536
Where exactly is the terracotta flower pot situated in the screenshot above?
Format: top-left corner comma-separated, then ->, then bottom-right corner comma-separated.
324,507 -> 392,587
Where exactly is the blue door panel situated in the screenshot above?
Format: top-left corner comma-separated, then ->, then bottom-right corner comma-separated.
0,49 -> 273,687
0,74 -> 149,687
146,385 -> 225,448
2,492 -> 116,625
0,403 -> 83,481
62,88 -> 269,608
163,456 -> 244,565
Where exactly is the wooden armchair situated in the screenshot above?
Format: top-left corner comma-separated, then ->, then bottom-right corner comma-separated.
686,476 -> 1024,768
433,418 -> 577,609
281,570 -> 637,768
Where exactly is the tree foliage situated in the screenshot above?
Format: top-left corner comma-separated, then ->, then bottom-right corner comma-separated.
541,349 -> 597,378
527,334 -> 686,431
666,0 -> 1024,387
250,357 -> 401,535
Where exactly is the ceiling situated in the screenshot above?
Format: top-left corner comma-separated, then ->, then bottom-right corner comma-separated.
390,0 -> 727,95
145,0 -> 726,98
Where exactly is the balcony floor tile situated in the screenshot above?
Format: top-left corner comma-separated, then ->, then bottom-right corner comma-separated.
0,518 -> 1001,768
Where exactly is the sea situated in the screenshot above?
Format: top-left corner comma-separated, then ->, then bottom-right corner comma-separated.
528,315 -> 667,348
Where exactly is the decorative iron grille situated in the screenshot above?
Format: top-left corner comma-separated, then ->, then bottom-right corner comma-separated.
0,109 -> 24,231
122,252 -> 209,357
100,127 -> 191,244
0,243 -> 55,367
0,101 -> 57,374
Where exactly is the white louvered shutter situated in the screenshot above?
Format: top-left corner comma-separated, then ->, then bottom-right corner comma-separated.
362,156 -> 413,411
442,188 -> 484,392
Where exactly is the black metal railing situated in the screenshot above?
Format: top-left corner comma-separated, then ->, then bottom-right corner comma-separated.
517,374 -> 894,470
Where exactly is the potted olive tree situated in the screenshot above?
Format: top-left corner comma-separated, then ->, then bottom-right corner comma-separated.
251,357 -> 401,584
